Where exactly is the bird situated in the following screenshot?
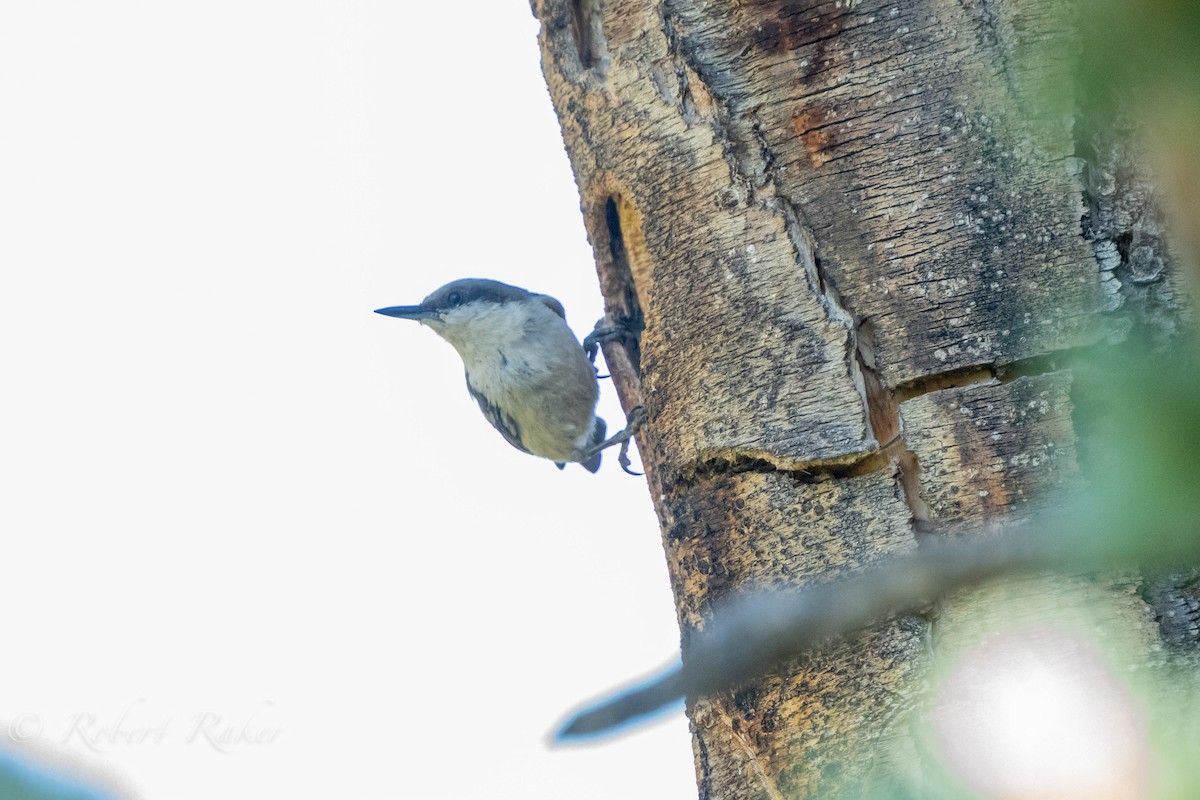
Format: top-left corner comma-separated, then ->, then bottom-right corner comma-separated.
375,278 -> 642,472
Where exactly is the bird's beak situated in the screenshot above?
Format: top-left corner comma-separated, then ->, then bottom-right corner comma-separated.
374,305 -> 439,321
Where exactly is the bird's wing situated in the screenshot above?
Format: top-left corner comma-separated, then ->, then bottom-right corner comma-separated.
535,294 -> 567,320
465,374 -> 532,456
579,416 -> 606,473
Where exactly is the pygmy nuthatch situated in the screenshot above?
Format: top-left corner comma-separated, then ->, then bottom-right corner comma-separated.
376,279 -> 642,472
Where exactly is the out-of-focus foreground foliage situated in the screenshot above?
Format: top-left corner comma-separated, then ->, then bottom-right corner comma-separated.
1080,0 -> 1200,273
0,750 -> 116,800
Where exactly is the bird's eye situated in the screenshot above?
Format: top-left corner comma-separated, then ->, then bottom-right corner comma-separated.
446,291 -> 462,307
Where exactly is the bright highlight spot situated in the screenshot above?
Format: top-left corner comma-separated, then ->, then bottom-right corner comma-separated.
930,627 -> 1150,800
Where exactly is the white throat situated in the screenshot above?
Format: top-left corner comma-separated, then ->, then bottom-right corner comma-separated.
431,301 -> 535,367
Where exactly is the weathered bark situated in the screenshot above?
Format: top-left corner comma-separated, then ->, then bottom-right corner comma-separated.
531,0 -> 1181,796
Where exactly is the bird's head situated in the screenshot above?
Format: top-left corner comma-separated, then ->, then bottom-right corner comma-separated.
375,278 -> 568,352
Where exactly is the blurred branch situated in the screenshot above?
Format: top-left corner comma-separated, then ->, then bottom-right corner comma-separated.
557,529 -> 1042,740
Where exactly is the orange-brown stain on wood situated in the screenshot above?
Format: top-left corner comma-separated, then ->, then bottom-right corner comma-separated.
793,109 -> 832,168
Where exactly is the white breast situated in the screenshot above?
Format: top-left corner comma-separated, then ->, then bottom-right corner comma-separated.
433,301 -> 599,462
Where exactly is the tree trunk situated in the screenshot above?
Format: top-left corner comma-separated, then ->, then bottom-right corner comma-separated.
531,0 -> 1186,796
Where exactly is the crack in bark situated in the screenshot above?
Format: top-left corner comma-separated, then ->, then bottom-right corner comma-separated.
855,319 -> 898,444
568,0 -> 610,76
686,436 -> 907,486
897,449 -> 933,534
660,4 -> 755,194
893,365 -> 996,404
569,0 -> 595,69
893,343 -> 1101,401
684,344 -> 1097,499
712,703 -> 788,800
852,318 -> 933,533
661,11 -> 701,123
695,726 -> 714,800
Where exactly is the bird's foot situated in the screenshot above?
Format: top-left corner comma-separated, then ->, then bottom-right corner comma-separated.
583,320 -> 640,378
586,406 -> 646,475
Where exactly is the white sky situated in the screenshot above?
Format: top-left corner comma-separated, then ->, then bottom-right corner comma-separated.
0,3 -> 695,798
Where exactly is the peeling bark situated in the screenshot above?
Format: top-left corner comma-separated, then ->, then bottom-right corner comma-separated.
531,0 -> 1179,795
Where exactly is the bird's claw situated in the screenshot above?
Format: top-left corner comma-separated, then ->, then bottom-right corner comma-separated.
584,326 -> 617,378
583,321 -> 640,379
618,406 -> 647,475
583,325 -> 618,365
617,438 -> 642,475
585,405 -> 645,475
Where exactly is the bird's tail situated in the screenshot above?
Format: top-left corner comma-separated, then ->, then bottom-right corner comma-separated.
581,417 -> 606,473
